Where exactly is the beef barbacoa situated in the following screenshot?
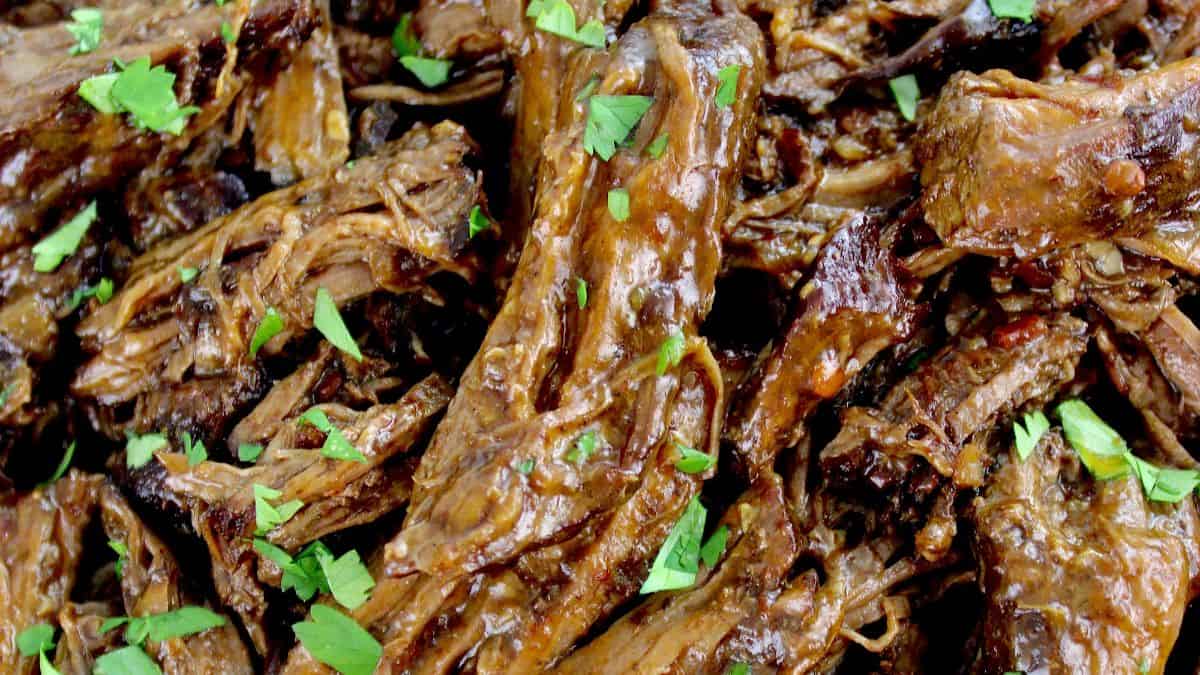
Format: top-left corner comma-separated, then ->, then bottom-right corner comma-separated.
5,0 -> 1200,672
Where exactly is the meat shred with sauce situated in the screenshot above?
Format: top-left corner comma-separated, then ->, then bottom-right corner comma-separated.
3,0 -> 1200,673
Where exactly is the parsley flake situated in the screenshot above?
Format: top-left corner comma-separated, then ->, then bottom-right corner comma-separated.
575,74 -> 600,102
238,442 -> 264,463
583,95 -> 653,161
249,306 -> 284,357
565,430 -> 598,464
888,74 -> 920,122
1056,400 -> 1130,480
67,277 -> 114,311
80,57 -> 200,135
254,539 -> 329,601
516,458 -> 535,474
1013,410 -> 1049,461
33,201 -> 97,272
392,13 -> 422,57
400,56 -> 452,88
532,0 -> 604,48
177,266 -> 198,283
299,407 -> 366,463
640,495 -> 706,593
655,331 -> 686,376
125,431 -> 167,469
729,664 -> 750,675
313,287 -> 363,362
576,277 -> 588,309
94,645 -> 160,675
293,605 -> 382,675
607,188 -> 630,222
66,8 -> 103,55
16,624 -> 55,656
987,0 -> 1035,22
101,607 -> 226,645
315,547 -> 375,610
253,483 -> 304,535
715,65 -> 740,108
42,441 -> 76,485
674,441 -> 714,474
700,524 -> 728,567
220,21 -> 236,44
468,205 -> 491,238
645,132 -> 669,159
181,431 -> 207,467
109,539 -> 128,578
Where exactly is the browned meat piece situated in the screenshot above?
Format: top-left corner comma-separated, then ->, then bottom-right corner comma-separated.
1142,305 -> 1200,419
72,123 -> 483,442
973,431 -> 1200,674
124,170 -> 250,253
98,483 -> 253,674
152,374 -> 450,653
820,314 -> 1087,529
0,0 -> 318,245
918,59 -> 1200,258
551,476 -> 798,673
384,7 -> 767,580
0,471 -> 102,675
51,602 -> 122,675
725,215 -> 918,482
252,11 -> 351,185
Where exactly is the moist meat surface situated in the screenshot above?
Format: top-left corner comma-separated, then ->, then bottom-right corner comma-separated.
3,0 -> 1200,673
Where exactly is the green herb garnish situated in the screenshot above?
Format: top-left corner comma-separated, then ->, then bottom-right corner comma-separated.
94,645 -> 160,675
674,442 -> 714,474
298,407 -> 366,463
33,201 -> 96,272
516,458 -> 535,474
249,306 -> 283,358
715,65 -> 740,108
125,431 -> 167,469
391,13 -> 421,57
253,483 -> 303,535
987,0 -> 1035,22
1013,410 -> 1049,461
16,623 -> 55,656
43,441 -> 76,485
888,74 -> 919,122
254,539 -> 328,601
565,430 -> 598,464
1056,400 -> 1130,480
576,278 -> 588,309
238,443 -> 264,463
607,188 -> 630,222
575,74 -> 600,102
67,277 -> 114,310
400,56 -> 452,88
66,8 -> 103,55
700,524 -> 728,567
79,57 -> 200,135
583,95 -> 653,161
645,132 -> 669,159
109,539 -> 128,578
292,605 -> 382,675
640,495 -> 706,593
315,547 -> 375,610
181,431 -> 207,467
655,331 -> 685,376
177,266 -> 198,283
468,205 -> 491,239
313,287 -> 363,362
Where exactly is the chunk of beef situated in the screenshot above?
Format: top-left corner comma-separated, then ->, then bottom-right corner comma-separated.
725,215 -> 918,483
72,123 -> 483,443
384,7 -> 766,579
820,314 -> 1087,526
918,60 -> 1200,258
0,471 -> 102,675
552,476 -> 798,673
98,484 -> 253,674
973,431 -> 1200,673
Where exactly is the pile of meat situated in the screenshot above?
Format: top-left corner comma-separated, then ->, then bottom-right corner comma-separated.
3,0 -> 1200,672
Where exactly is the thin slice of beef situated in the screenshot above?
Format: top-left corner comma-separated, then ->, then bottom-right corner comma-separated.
725,215 -> 918,483
72,122 -> 483,443
383,5 -> 766,580
917,59 -> 1200,258
973,431 -> 1200,673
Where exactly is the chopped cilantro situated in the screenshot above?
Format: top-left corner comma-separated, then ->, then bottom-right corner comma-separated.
42,441 -> 76,485
583,95 -> 653,161
177,266 -> 198,283
109,539 -> 128,578
181,431 -> 207,467
78,72 -> 120,113
80,57 -> 200,135
526,0 -> 547,16
1056,400 -> 1130,480
253,483 -> 304,535
700,524 -> 729,567
987,0 -> 1035,22
574,20 -> 605,48
565,430 -> 598,464
292,606 -> 382,675
576,277 -> 588,309
1013,410 -> 1049,461
67,277 -> 114,311
532,0 -> 605,48
715,64 -> 740,108
299,407 -> 367,463
655,331 -> 685,376
607,188 -> 630,222
516,458 -> 535,474
66,8 -> 103,55
575,74 -> 600,102
238,442 -> 264,463
254,539 -> 328,601
400,56 -> 452,88
94,645 -> 160,675
220,21 -> 236,45
125,431 -> 167,469
729,665 -> 750,675
888,74 -> 919,122
674,441 -> 714,474
468,205 -> 491,238
40,652 -> 61,675
33,201 -> 97,272
315,547 -> 375,610
313,287 -> 363,362
645,132 -> 668,159
640,495 -> 706,593
249,306 -> 284,357
16,624 -> 55,656
391,13 -> 422,57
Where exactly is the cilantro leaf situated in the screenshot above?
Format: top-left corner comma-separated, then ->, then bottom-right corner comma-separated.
1056,400 -> 1131,480
674,441 -> 714,474
400,56 -> 452,88
66,8 -> 103,55
583,95 -> 653,161
220,21 -> 236,45
254,539 -> 327,601
33,201 -> 97,272
16,623 -> 55,656
254,483 -> 304,535
640,495 -> 706,593
576,277 -> 588,309
43,441 -> 76,485
125,431 -> 167,469
575,74 -> 600,102
298,407 -> 366,463
392,13 -> 422,57
565,430 -> 598,464
715,64 -> 739,108
888,74 -> 919,122
109,539 -> 128,578
67,277 -> 114,311
313,287 -> 363,362
468,205 -> 491,239
987,0 -> 1035,22
516,458 -> 535,474
1013,410 -> 1049,461
109,57 -> 200,134
293,605 -> 382,675
534,0 -> 578,39
645,132 -> 668,159
177,266 -> 198,283
141,607 -> 225,641
78,72 -> 120,113
655,331 -> 686,376
607,188 -> 630,222
526,0 -> 548,16
315,547 -> 375,610
40,651 -> 62,675
729,664 -> 750,675
94,645 -> 161,675
574,20 -> 605,48
1128,454 -> 1200,503
238,443 -> 264,463
181,431 -> 207,467
249,306 -> 284,357
700,524 -> 728,568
